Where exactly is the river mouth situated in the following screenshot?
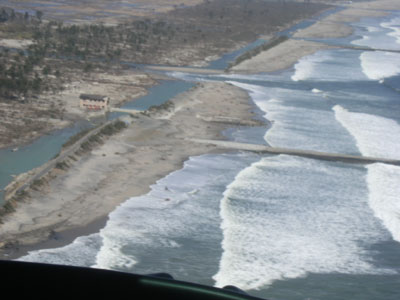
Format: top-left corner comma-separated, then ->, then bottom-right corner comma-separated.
2,2 -> 400,300
0,79 -> 194,206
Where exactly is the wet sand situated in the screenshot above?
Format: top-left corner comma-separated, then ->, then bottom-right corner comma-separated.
231,0 -> 400,74
1,0 -> 400,260
0,81 -> 258,259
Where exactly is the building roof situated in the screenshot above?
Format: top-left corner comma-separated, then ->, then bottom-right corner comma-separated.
79,94 -> 107,101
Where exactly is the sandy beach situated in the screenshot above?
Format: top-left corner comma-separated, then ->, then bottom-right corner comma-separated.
0,81 -> 258,258
231,0 -> 400,74
1,0 -> 400,260
230,39 -> 333,74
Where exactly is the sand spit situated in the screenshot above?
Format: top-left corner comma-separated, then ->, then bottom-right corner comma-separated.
1,0 -> 399,259
232,0 -> 400,74
293,21 -> 354,39
0,81 -> 258,258
230,39 -> 333,74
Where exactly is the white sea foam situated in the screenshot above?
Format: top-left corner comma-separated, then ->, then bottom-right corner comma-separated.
333,105 -> 400,159
353,15 -> 400,80
291,52 -> 328,82
291,50 -> 366,82
228,81 -> 357,154
352,13 -> 400,50
93,180 -> 196,270
381,16 -> 400,45
18,234 -> 102,267
93,153 -> 257,274
226,81 -> 269,121
367,26 -> 380,33
213,155 -> 391,290
367,163 -> 400,243
333,105 -> 400,243
93,218 -> 139,270
360,51 -> 400,81
311,88 -> 322,93
17,153 -> 256,276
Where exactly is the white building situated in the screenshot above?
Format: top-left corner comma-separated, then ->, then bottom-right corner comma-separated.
79,94 -> 109,110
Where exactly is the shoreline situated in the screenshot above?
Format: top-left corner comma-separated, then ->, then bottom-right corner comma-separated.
0,68 -> 158,151
231,0 -> 400,74
2,0 -> 400,261
0,81 -> 259,259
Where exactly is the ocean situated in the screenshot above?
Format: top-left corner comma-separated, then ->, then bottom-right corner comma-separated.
18,10 -> 400,300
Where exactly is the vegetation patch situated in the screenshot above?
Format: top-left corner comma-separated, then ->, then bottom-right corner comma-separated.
32,177 -> 46,188
55,161 -> 69,170
99,120 -> 127,136
62,128 -> 95,149
148,100 -> 174,113
75,120 -> 127,154
0,200 -> 16,216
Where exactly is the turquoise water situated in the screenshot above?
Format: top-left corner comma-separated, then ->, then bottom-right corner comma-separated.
0,121 -> 89,204
0,80 -> 193,205
206,39 -> 267,70
8,7 -> 400,300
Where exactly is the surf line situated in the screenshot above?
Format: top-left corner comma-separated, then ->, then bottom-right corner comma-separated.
188,139 -> 400,166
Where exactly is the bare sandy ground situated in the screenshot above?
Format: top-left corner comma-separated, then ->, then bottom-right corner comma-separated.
54,70 -> 156,117
1,0 -> 399,259
231,39 -> 333,74
295,4 -> 393,40
351,0 -> 400,10
232,0 -> 400,74
0,69 -> 156,150
293,21 -> 354,39
0,39 -> 33,49
0,81 -> 257,258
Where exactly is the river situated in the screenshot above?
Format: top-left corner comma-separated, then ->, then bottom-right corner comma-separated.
5,6 -> 400,300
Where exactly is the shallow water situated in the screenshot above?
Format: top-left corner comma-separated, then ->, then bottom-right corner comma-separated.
0,80 -> 193,205
17,10 -> 400,300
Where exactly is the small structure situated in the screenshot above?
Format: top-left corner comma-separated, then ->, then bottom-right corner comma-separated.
79,94 -> 109,111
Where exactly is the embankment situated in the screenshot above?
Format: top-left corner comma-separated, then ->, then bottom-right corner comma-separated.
0,81 -> 259,258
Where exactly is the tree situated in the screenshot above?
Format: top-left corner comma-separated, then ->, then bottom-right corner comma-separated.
36,10 -> 43,21
0,8 -> 9,22
10,10 -> 16,21
83,63 -> 93,73
42,65 -> 51,76
32,73 -> 42,92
